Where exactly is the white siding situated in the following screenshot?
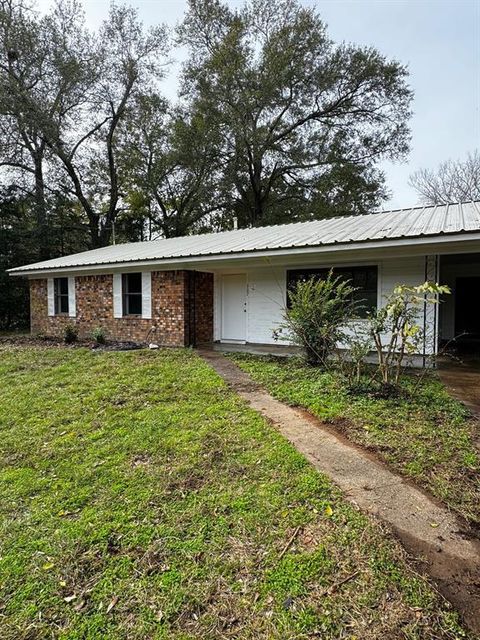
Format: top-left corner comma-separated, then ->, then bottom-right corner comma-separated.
246,267 -> 286,344
380,255 -> 426,302
379,255 -> 430,354
214,256 -> 430,352
214,267 -> 286,345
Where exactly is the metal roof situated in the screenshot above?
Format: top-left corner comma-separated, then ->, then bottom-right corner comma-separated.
9,201 -> 480,274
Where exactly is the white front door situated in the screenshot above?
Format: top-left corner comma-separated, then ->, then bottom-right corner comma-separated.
221,274 -> 247,342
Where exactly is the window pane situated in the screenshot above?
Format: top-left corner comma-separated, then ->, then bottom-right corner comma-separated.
126,294 -> 142,315
286,266 -> 377,317
122,273 -> 143,315
126,273 -> 142,294
54,278 -> 69,315
59,278 -> 69,295
60,295 -> 69,314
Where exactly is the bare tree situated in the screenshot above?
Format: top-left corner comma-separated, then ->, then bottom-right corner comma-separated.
409,150 -> 480,205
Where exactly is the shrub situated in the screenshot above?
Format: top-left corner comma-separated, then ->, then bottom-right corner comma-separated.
368,282 -> 449,385
91,327 -> 107,345
63,323 -> 78,344
281,271 -> 360,366
343,326 -> 374,384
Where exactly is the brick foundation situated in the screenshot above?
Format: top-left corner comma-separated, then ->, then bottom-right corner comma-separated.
30,270 -> 214,346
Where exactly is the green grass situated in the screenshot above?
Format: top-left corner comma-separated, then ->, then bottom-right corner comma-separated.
0,346 -> 472,639
229,354 -> 480,526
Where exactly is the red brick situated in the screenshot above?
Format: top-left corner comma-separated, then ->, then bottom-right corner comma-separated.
30,270 -> 214,346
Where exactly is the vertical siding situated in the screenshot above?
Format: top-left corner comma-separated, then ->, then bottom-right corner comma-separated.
214,266 -> 286,345
246,266 -> 286,344
380,255 -> 426,302
214,256 -> 431,352
379,255 -> 431,355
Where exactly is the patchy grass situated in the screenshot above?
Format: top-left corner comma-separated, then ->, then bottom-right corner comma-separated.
229,354 -> 480,526
0,346 -> 472,639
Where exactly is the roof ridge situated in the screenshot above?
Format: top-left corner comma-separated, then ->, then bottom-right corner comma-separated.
143,200 -> 480,243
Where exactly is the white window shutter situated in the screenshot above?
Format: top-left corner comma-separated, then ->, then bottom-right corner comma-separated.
68,277 -> 76,317
47,278 -> 55,316
142,272 -> 152,319
113,274 -> 123,318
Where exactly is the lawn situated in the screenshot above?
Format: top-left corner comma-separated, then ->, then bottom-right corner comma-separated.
0,346 -> 471,639
229,354 -> 480,526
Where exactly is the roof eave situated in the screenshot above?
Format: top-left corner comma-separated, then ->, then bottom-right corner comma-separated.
9,230 -> 480,277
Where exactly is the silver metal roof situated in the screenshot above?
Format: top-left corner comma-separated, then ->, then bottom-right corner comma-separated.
9,201 -> 480,274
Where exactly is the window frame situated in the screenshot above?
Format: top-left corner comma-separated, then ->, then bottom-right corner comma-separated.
53,277 -> 69,315
122,272 -> 143,317
286,265 -> 379,318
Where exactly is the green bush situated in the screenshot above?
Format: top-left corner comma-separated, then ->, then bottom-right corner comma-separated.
91,326 -> 107,344
368,282 -> 449,385
63,323 -> 78,344
282,271 -> 359,366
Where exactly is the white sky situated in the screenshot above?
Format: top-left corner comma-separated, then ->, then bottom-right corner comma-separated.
37,0 -> 480,210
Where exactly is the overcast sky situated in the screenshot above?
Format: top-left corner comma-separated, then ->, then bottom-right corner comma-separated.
38,0 -> 480,210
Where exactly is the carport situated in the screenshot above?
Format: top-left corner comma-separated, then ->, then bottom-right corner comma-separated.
439,252 -> 480,356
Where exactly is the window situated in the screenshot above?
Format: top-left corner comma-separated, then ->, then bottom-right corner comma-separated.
286,266 -> 378,317
122,273 -> 142,316
54,277 -> 69,315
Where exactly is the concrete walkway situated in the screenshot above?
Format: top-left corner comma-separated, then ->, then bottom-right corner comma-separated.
199,350 -> 480,635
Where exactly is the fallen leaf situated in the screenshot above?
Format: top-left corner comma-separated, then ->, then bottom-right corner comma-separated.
430,522 -> 439,528
325,504 -> 333,518
42,562 -> 55,571
106,595 -> 119,614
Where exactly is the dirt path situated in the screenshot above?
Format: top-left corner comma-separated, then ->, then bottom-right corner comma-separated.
199,350 -> 480,635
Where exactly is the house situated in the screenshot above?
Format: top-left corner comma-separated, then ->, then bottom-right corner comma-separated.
8,202 -> 480,359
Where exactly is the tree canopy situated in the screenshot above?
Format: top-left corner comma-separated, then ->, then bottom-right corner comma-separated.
178,0 -> 411,227
0,0 -> 414,329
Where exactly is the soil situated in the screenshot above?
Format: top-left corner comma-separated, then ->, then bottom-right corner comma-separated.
199,349 -> 480,636
0,335 -> 146,352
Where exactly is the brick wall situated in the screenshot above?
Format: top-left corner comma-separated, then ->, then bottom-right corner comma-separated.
30,270 -> 214,346
191,271 -> 214,345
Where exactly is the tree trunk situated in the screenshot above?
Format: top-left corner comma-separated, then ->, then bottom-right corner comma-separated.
251,158 -> 264,226
88,215 -> 103,248
33,156 -> 49,261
